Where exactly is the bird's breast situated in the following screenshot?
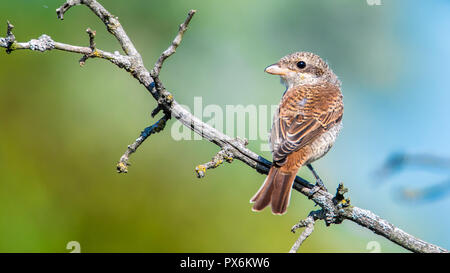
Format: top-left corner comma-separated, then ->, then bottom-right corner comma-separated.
305,121 -> 342,165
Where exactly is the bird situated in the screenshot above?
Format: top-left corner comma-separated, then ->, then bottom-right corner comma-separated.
250,52 -> 343,215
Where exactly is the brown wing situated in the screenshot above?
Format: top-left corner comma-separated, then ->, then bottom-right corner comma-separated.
270,84 -> 343,166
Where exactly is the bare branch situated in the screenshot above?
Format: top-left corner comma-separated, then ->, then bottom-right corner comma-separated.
86,28 -> 96,48
1,0 -> 448,253
3,21 -> 15,53
0,26 -> 132,70
195,145 -> 235,178
79,28 -> 97,66
117,113 -> 170,173
152,9 -> 197,77
149,9 -> 197,116
56,0 -> 140,57
290,210 -> 324,253
340,206 -> 448,253
55,0 -> 79,20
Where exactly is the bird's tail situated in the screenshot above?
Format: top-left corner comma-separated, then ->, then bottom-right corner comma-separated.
250,165 -> 298,215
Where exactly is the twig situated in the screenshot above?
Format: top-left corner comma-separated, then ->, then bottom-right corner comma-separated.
290,210 -> 324,253
117,113 -> 170,173
1,0 -> 448,253
56,0 -> 140,57
195,145 -> 235,178
151,9 -> 197,77
79,28 -> 97,66
150,10 -> 197,113
152,9 -> 196,76
0,22 -> 131,70
195,137 -> 247,178
4,20 -> 15,53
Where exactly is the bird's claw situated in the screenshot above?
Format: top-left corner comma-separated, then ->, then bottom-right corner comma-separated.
315,178 -> 328,192
308,179 -> 328,197
308,186 -> 319,197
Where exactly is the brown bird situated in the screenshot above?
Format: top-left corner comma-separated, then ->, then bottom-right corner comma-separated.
251,52 -> 343,215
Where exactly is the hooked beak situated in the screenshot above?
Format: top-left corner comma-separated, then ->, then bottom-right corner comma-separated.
264,64 -> 291,75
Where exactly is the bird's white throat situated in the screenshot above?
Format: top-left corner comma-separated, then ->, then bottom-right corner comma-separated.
280,72 -> 323,89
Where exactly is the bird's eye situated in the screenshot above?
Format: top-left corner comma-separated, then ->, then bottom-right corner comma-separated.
296,61 -> 306,69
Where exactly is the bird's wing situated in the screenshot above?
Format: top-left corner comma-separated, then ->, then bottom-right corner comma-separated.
270,84 -> 343,166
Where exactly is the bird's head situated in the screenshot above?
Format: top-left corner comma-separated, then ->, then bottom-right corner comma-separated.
265,52 -> 340,88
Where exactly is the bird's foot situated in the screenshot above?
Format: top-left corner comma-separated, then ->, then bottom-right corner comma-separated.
315,178 -> 328,192
306,164 -> 328,196
308,178 -> 328,196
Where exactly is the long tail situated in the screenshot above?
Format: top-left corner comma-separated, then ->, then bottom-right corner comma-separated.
250,166 -> 298,215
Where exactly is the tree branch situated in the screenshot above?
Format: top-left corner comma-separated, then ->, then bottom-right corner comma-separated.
152,9 -> 197,77
290,210 -> 324,253
1,0 -> 448,253
117,112 -> 170,173
0,23 -> 132,70
194,141 -> 244,178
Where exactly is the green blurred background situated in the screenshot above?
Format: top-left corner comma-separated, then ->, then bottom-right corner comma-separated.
1,0 -> 449,252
